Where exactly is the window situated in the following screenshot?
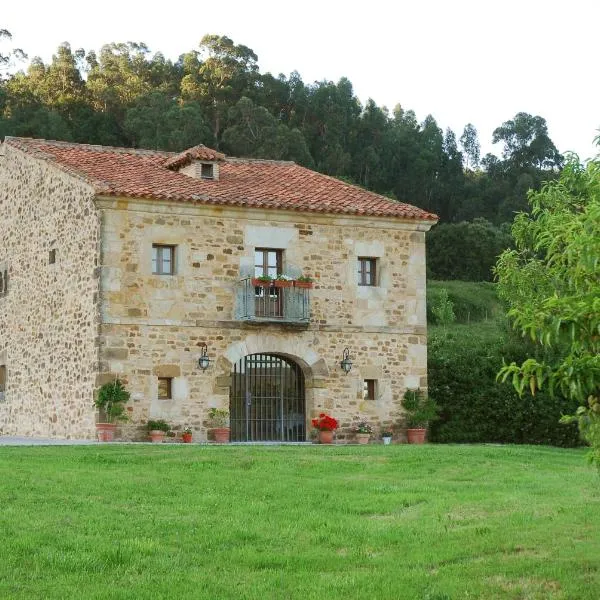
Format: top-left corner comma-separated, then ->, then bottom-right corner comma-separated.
0,365 -> 6,402
363,379 -> 376,400
201,163 -> 214,179
49,249 -> 56,264
358,257 -> 377,286
152,245 -> 175,275
158,377 -> 172,400
254,248 -> 283,317
255,248 -> 282,279
0,269 -> 7,297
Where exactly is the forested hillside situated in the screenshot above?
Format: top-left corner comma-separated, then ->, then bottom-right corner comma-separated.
1,32 -> 564,279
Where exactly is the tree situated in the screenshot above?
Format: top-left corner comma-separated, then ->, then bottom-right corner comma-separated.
0,28 -> 26,79
460,123 -> 480,170
492,112 -> 563,171
496,154 -> 600,466
221,96 -> 313,165
187,35 -> 259,144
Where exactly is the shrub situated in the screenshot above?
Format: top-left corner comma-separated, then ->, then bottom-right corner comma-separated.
94,379 -> 130,423
146,419 -> 170,432
428,326 -> 581,447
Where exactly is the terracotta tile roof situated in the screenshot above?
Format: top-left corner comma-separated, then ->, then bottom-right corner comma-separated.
164,144 -> 226,169
4,137 -> 438,222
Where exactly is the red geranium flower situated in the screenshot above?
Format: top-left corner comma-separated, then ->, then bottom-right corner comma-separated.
311,413 -> 339,431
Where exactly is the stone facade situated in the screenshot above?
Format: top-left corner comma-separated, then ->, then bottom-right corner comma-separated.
97,198 -> 431,441
0,141 -> 433,442
0,145 -> 101,437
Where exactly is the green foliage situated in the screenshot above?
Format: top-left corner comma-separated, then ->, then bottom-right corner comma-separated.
430,288 -> 455,329
428,323 -> 581,447
94,379 -> 130,423
0,33 -> 563,229
401,389 -> 439,428
207,408 -> 229,428
427,219 -> 513,281
496,155 -> 600,466
427,280 -> 502,324
146,419 -> 170,432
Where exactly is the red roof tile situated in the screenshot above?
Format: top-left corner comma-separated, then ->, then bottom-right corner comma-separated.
164,144 -> 226,169
4,138 -> 438,222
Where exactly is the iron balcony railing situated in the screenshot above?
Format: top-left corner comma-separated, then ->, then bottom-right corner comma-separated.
235,278 -> 310,323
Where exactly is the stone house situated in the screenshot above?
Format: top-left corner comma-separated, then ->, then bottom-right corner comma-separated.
0,137 -> 437,441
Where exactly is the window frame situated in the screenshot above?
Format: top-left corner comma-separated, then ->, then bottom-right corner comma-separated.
363,379 -> 376,401
157,377 -> 173,400
254,248 -> 283,279
200,163 -> 215,180
357,257 -> 377,287
0,365 -> 6,402
152,244 -> 176,276
0,268 -> 7,297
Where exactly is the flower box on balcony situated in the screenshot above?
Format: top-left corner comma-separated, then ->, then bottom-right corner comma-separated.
251,277 -> 272,287
273,279 -> 294,288
294,280 -> 314,289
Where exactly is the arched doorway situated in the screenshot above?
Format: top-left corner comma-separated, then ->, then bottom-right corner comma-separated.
230,353 -> 306,442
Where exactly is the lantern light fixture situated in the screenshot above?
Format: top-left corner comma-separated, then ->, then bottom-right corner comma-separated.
198,343 -> 211,370
340,347 -> 353,374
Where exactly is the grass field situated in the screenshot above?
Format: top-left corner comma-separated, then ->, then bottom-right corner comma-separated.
0,445 -> 598,599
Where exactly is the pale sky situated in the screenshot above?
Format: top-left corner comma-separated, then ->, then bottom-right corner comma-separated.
3,0 -> 599,160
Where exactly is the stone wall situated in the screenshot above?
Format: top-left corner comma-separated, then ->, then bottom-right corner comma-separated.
0,145 -> 101,438
98,198 -> 432,441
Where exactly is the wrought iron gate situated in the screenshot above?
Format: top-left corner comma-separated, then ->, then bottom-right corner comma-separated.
230,353 -> 306,442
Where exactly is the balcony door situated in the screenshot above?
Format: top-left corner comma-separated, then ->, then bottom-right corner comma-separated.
255,248 -> 283,318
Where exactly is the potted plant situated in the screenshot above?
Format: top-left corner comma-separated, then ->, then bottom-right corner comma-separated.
181,426 -> 193,443
401,388 -> 438,444
381,429 -> 393,445
146,419 -> 170,443
251,274 -> 273,287
94,379 -> 130,442
311,413 -> 338,444
273,274 -> 294,288
208,408 -> 230,443
294,275 -> 314,289
353,420 -> 373,444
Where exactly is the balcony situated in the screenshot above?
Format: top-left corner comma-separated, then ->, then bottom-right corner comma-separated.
235,278 -> 310,324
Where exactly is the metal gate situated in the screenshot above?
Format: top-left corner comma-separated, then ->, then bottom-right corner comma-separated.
230,353 -> 306,442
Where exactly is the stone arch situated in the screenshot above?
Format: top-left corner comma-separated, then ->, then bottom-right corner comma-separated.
221,333 -> 329,385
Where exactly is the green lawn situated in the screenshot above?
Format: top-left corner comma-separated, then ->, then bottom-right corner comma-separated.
0,445 -> 598,599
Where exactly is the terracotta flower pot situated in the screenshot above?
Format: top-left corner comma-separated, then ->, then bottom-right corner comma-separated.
273,279 -> 293,288
182,432 -> 193,443
294,281 -> 314,289
149,430 -> 165,443
406,428 -> 427,444
213,427 -> 230,443
96,423 -> 116,442
356,433 -> 370,445
318,430 -> 334,444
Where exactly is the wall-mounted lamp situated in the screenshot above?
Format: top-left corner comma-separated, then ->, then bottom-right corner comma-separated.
340,347 -> 353,375
198,343 -> 211,370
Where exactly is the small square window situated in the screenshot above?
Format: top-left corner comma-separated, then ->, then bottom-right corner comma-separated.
49,249 -> 57,265
363,379 -> 376,400
152,245 -> 176,275
358,257 -> 377,286
158,377 -> 172,400
201,163 -> 214,179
